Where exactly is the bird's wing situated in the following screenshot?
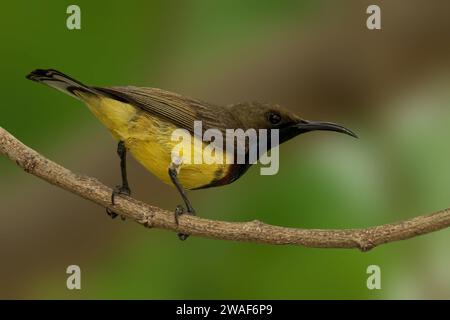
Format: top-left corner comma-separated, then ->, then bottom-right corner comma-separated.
94,86 -> 240,135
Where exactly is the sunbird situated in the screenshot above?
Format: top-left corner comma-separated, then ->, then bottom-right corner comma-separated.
27,69 -> 357,239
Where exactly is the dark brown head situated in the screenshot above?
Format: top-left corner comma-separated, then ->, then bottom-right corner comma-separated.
228,102 -> 357,145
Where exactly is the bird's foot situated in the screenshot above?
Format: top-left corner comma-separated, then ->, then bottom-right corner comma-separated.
174,205 -> 196,241
106,185 -> 131,220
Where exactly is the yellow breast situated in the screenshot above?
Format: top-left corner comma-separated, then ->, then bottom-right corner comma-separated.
80,94 -> 229,189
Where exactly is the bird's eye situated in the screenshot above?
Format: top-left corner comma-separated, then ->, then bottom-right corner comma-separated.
268,112 -> 282,125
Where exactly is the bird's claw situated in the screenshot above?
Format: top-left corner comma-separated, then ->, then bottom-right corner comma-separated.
106,185 -> 131,220
174,205 -> 195,241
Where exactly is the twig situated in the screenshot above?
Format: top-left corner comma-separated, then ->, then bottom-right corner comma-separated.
1,126 -> 449,251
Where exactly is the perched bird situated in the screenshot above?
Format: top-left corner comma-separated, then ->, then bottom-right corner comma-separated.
27,69 -> 357,240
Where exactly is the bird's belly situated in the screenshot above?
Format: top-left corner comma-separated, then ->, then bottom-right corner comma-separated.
126,118 -> 230,189
129,138 -> 228,189
84,95 -> 229,189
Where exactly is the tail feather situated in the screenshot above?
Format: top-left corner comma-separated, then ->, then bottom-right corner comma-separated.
26,69 -> 98,100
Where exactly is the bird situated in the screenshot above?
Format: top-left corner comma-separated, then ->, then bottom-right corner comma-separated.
26,68 -> 357,240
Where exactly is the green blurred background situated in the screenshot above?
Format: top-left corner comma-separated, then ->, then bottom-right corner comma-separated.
1,0 -> 449,299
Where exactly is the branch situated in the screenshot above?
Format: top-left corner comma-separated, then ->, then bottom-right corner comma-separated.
1,127 -> 449,251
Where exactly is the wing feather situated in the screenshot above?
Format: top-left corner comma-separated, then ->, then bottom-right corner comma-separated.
94,86 -> 240,135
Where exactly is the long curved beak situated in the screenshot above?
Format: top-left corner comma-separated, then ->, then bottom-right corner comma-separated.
295,120 -> 358,138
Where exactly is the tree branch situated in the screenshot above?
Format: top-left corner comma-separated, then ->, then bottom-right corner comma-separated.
1,127 -> 449,251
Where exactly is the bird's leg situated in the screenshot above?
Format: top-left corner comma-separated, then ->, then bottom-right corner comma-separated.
106,141 -> 131,220
168,157 -> 195,241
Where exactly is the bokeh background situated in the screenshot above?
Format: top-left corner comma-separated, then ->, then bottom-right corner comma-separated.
1,0 -> 449,299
